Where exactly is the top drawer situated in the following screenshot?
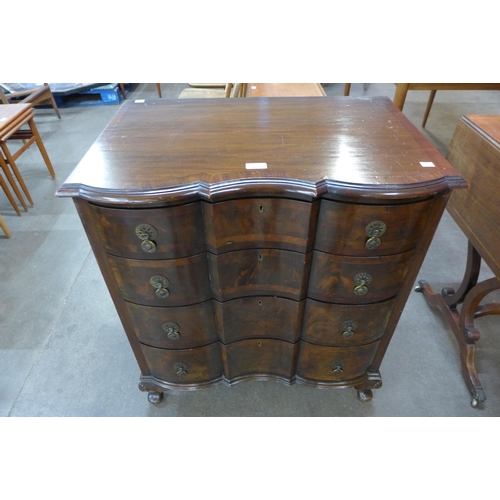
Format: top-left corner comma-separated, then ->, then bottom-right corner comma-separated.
203,198 -> 319,253
315,198 -> 434,256
88,202 -> 205,259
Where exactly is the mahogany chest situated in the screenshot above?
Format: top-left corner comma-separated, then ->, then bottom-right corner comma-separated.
57,96 -> 466,404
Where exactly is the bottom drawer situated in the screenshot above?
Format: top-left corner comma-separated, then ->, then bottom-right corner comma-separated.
141,342 -> 222,386
296,341 -> 379,383
221,339 -> 299,382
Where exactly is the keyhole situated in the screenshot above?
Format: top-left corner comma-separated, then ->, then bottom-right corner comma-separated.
259,205 -> 264,213
258,300 -> 263,306
258,254 -> 263,261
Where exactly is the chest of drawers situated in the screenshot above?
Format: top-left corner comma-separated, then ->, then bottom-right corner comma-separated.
57,96 -> 466,405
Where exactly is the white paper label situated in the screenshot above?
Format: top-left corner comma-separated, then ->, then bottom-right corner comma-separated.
251,86 -> 257,90
245,163 -> 268,170
420,161 -> 435,167
135,99 -> 145,103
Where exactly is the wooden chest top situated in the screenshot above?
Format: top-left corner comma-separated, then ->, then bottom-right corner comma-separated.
57,96 -> 465,204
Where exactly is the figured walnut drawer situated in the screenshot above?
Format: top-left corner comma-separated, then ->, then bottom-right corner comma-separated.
203,198 -> 318,253
125,300 -> 217,349
221,339 -> 299,382
141,342 -> 222,386
208,249 -> 311,301
308,250 -> 412,304
315,198 -> 433,256
107,253 -> 211,306
301,298 -> 395,346
296,341 -> 380,383
88,202 -> 205,259
214,297 -> 305,344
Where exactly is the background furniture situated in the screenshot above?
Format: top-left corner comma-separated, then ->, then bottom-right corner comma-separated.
57,96 -> 465,405
119,84 -> 162,99
246,83 -> 325,97
417,115 -> 500,407
393,84 -> 500,127
0,157 -> 24,215
0,83 -> 61,119
0,102 -> 55,213
0,213 -> 11,237
178,83 -> 243,99
343,84 -> 369,96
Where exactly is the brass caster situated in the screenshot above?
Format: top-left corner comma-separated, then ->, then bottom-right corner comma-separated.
471,387 -> 486,408
147,391 -> 163,404
356,389 -> 373,402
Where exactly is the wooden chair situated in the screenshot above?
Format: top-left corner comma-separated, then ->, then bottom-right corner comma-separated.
0,84 -> 61,119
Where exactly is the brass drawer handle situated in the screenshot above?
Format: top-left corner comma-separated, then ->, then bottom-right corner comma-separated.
365,221 -> 386,250
331,360 -> 345,374
174,362 -> 188,377
150,275 -> 170,298
136,224 -> 158,253
353,272 -> 372,296
140,239 -> 157,253
162,321 -> 180,340
341,320 -> 358,339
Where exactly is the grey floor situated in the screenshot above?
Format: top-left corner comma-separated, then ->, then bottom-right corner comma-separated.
1,83 -> 500,417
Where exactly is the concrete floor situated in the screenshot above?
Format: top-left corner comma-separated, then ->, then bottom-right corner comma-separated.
1,83 -> 500,417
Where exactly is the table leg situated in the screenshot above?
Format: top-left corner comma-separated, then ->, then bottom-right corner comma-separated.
422,90 -> 437,127
416,244 -> 500,407
393,83 -> 410,111
441,241 -> 481,309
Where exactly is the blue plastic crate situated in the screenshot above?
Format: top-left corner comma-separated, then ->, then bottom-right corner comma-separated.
53,83 -> 131,107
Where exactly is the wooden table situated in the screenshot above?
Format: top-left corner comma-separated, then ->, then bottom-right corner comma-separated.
394,84 -> 500,127
245,83 -> 326,97
417,115 -> 500,407
57,96 -> 465,406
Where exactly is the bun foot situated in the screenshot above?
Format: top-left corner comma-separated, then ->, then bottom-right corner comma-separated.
147,391 -> 163,404
357,389 -> 373,402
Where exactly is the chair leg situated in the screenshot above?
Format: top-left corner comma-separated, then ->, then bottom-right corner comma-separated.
0,152 -> 29,211
344,83 -> 351,96
422,90 -> 437,127
0,214 -> 12,237
156,84 -> 162,98
27,118 -> 56,178
0,170 -> 22,216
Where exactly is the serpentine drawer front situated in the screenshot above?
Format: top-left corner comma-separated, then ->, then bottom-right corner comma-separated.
56,96 -> 466,406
